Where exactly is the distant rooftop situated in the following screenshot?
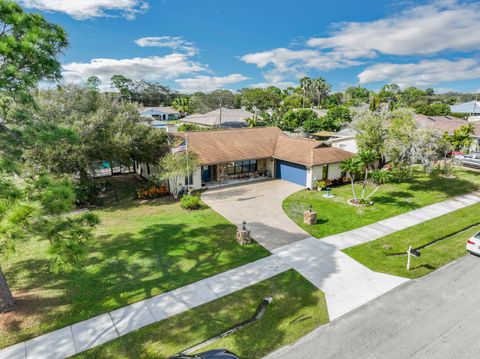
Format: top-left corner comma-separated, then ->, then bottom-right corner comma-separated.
450,101 -> 480,114
140,106 -> 179,116
180,107 -> 254,128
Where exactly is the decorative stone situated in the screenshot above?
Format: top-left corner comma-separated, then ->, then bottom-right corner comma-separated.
303,210 -> 317,225
236,228 -> 252,245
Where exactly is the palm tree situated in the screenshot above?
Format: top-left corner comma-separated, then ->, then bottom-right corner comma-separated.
312,77 -> 331,107
172,97 -> 192,117
300,77 -> 313,108
340,157 -> 362,202
358,149 -> 379,200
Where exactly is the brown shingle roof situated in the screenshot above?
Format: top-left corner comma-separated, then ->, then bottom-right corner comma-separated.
175,127 -> 354,166
414,114 -> 480,136
176,127 -> 283,165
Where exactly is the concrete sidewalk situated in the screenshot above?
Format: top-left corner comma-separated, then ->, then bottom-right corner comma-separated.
322,191 -> 480,250
0,256 -> 290,359
2,186 -> 479,359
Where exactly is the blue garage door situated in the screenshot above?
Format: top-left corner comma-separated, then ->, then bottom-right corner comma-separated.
275,160 -> 307,186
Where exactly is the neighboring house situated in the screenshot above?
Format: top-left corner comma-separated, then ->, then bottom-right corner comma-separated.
140,107 -> 180,121
414,114 -> 480,151
327,128 -> 358,153
450,100 -> 480,122
163,127 -> 353,192
179,108 -> 254,128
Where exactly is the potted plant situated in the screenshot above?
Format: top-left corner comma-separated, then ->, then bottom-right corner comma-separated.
315,179 -> 327,191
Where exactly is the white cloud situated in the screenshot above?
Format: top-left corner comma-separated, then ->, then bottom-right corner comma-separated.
62,54 -> 206,88
307,0 -> 480,59
358,58 -> 480,87
241,47 -> 360,85
19,0 -> 149,20
135,36 -> 198,55
175,74 -> 249,93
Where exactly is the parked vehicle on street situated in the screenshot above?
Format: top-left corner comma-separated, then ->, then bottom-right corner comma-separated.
466,232 -> 480,255
170,349 -> 240,359
454,152 -> 480,168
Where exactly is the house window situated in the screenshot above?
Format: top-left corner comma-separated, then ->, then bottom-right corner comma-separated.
227,160 -> 257,175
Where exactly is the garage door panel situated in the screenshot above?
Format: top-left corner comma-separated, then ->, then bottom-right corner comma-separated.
276,160 -> 306,186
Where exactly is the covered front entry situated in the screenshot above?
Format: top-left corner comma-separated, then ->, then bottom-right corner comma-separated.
275,160 -> 307,186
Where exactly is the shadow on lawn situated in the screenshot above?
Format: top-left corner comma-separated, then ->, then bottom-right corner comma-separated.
407,175 -> 479,197
80,270 -> 325,359
372,191 -> 418,210
2,219 -> 267,347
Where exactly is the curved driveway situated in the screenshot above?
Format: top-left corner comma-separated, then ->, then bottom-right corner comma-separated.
202,179 -> 408,320
202,179 -> 309,251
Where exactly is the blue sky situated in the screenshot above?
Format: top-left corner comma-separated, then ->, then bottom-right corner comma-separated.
18,0 -> 480,93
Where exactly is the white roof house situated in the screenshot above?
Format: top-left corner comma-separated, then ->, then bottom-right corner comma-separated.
450,101 -> 480,115
140,106 -> 180,120
180,108 -> 254,128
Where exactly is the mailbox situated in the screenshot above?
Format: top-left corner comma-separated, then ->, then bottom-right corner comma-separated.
408,248 -> 421,257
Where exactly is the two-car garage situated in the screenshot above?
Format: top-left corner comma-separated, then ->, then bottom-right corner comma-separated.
275,159 -> 307,186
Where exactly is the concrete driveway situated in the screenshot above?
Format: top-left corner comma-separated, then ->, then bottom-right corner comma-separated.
202,179 -> 310,250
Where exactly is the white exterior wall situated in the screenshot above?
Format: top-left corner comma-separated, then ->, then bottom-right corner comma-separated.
168,167 -> 202,193
329,137 -> 358,153
327,163 -> 342,179
309,163 -> 343,188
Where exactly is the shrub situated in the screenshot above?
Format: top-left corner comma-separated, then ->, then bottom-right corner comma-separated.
180,195 -> 201,210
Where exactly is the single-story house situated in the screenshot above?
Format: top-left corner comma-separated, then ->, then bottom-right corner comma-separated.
414,114 -> 480,151
140,106 -> 180,121
165,127 -> 353,192
327,128 -> 358,153
179,108 -> 255,128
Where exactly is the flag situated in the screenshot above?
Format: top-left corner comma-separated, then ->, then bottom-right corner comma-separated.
172,141 -> 186,153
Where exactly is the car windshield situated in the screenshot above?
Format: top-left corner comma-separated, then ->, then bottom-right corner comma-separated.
475,232 -> 480,240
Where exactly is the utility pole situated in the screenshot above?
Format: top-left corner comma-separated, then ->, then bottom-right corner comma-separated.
219,90 -> 224,127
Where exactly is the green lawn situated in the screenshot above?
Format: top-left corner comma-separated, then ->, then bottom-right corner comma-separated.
75,270 -> 329,359
284,168 -> 480,239
0,192 -> 269,349
343,202 -> 480,279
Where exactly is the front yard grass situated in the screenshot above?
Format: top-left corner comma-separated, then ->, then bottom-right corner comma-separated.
284,168 -> 480,239
343,202 -> 480,279
75,269 -> 329,359
0,193 -> 269,349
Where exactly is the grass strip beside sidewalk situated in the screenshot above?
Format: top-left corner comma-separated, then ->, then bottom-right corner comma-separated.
344,202 -> 480,279
75,270 -> 329,359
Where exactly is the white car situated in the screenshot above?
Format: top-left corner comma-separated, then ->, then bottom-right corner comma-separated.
455,152 -> 480,168
467,232 -> 480,255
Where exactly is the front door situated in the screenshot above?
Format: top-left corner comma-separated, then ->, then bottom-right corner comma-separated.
201,165 -> 212,182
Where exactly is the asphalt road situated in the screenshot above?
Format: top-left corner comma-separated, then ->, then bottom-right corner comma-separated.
267,255 -> 480,359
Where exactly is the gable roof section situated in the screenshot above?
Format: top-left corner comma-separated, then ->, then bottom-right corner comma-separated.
414,114 -> 480,136
176,127 -> 354,166
176,127 -> 283,165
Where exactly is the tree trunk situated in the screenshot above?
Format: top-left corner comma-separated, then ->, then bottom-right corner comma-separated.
0,265 -> 15,313
361,169 -> 368,200
350,179 -> 357,201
